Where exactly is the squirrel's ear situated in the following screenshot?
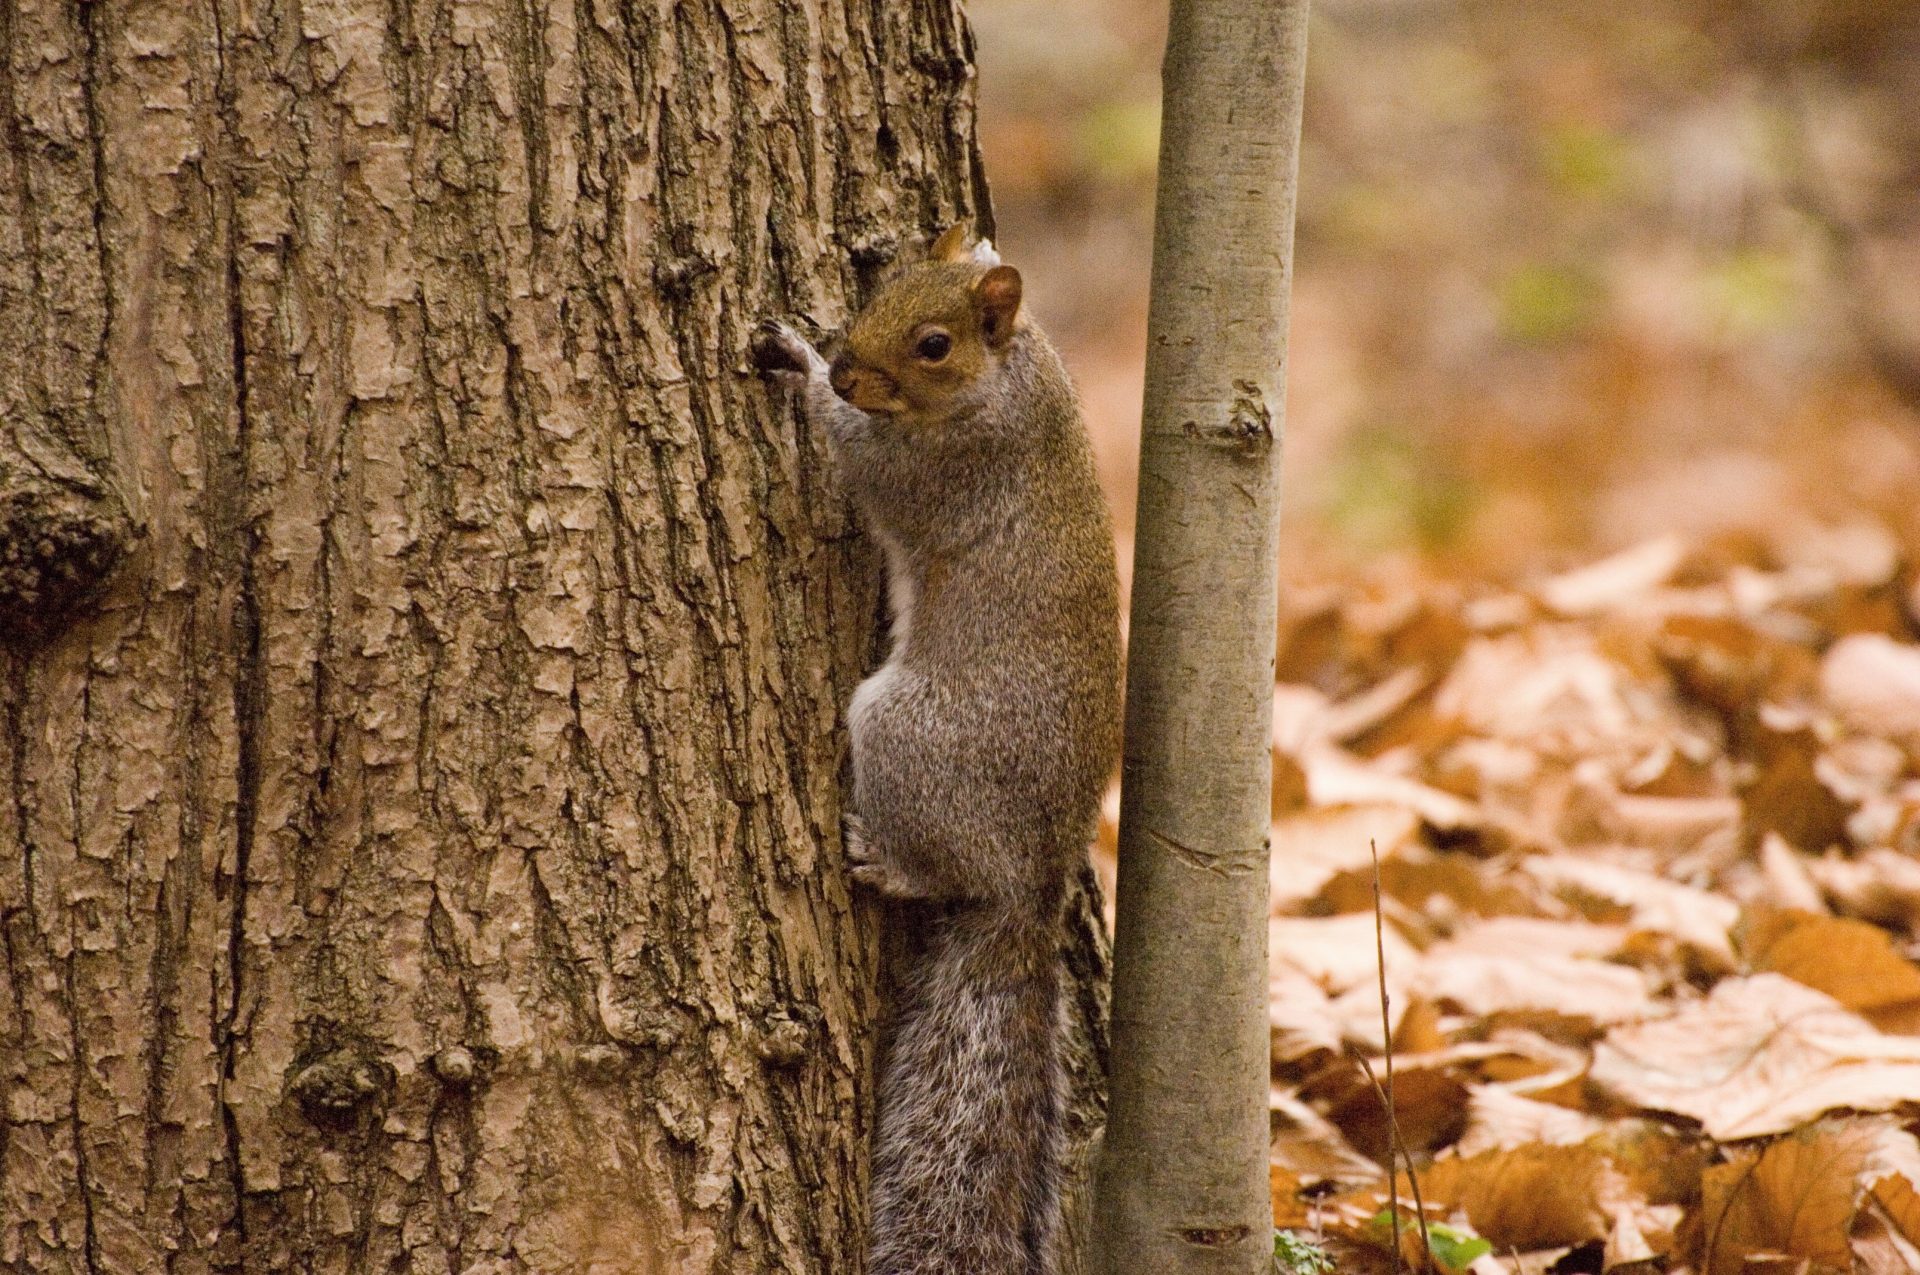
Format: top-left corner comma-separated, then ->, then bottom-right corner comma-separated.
974,265 -> 1023,347
930,223 -> 975,263
930,223 -> 1001,266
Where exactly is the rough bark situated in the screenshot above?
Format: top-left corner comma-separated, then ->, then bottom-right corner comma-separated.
1092,0 -> 1310,1272
0,0 -> 1104,1270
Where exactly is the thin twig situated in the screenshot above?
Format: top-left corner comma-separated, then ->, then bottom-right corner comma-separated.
1369,838 -> 1432,1271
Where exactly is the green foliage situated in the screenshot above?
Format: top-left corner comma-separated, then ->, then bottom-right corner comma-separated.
1326,424 -> 1479,552
1702,248 -> 1797,337
1537,122 -> 1634,201
1368,1211 -> 1494,1273
1497,262 -> 1603,344
1424,1222 -> 1494,1271
1073,99 -> 1161,183
1274,1229 -> 1335,1275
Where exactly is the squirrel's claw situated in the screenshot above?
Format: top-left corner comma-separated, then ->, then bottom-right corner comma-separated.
750,318 -> 821,378
844,815 -> 933,899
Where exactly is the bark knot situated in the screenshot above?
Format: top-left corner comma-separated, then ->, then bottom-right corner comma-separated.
0,463 -> 129,642
1175,1224 -> 1255,1248
288,1050 -> 390,1125
1179,379 -> 1276,455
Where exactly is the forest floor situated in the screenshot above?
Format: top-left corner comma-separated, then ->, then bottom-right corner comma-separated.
1121,519 -> 1920,1275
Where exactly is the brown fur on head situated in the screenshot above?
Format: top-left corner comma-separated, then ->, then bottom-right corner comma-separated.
829,225 -> 1024,419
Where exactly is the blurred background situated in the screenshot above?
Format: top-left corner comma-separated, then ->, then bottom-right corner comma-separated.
968,0 -> 1920,589
966,10 -> 1920,1250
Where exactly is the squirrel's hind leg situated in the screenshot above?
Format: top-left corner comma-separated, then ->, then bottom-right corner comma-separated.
844,813 -> 947,900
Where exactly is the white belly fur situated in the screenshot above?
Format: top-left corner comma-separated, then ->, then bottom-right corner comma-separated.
848,532 -> 917,787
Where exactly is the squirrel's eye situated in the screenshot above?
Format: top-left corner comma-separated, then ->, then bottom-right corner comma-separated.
914,331 -> 952,362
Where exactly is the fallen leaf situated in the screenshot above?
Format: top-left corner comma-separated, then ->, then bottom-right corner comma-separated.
1271,804 -> 1422,912
1864,1129 -> 1920,1244
1272,913 -> 1420,995
1591,975 -> 1920,1139
1308,1053 -> 1472,1161
1411,1143 -> 1624,1251
1605,1200 -> 1683,1272
1536,538 -> 1687,617
1436,628 -> 1681,767
1777,520 -> 1902,591
1694,1119 -> 1920,1275
1318,845 -> 1544,921
1455,1085 -> 1607,1156
1821,634 -> 1920,742
1272,1087 -> 1388,1191
1302,743 -> 1483,830
1656,614 -> 1819,729
1805,847 -> 1920,932
1755,834 -> 1827,913
1741,708 -> 1856,853
1742,910 -> 1920,1026
1444,915 -> 1634,959
1596,1121 -> 1714,1207
1421,927 -> 1655,1028
1524,855 -> 1738,969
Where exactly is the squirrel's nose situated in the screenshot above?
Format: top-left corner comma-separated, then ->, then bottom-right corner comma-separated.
829,352 -> 855,402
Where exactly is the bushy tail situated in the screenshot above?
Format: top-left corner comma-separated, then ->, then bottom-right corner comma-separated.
868,903 -> 1066,1275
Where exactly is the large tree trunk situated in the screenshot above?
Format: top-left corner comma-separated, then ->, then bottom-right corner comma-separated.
0,0 -> 1104,1270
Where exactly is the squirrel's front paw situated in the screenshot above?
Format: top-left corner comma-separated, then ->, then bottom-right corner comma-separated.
844,814 -> 935,900
750,319 -> 824,379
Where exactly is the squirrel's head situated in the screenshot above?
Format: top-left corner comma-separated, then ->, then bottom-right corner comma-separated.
830,225 -> 1024,420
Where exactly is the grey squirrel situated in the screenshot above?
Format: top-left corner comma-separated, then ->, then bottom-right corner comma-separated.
751,225 -> 1122,1275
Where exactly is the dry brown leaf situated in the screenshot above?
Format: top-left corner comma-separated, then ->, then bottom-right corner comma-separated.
1455,1084 -> 1607,1156
1274,683 -> 1340,755
1776,521 -> 1902,592
1271,1087 -> 1387,1192
1308,1054 -> 1471,1162
1270,804 -> 1421,912
1597,1121 -> 1715,1208
1742,708 -> 1856,854
1436,628 -> 1685,767
1524,855 -> 1738,969
1851,1208 -> 1920,1275
1536,538 -> 1688,618
1694,1119 -> 1920,1275
1434,915 -> 1634,961
1867,1154 -> 1920,1259
1272,913 -> 1420,995
1301,743 -> 1483,830
1590,974 -> 1920,1139
1742,910 -> 1920,1024
1567,789 -> 1744,859
1325,666 -> 1435,744
1755,834 -> 1828,914
1421,924 -> 1654,1027
1412,1143 -> 1623,1251
1271,965 -> 1363,1065
1318,846 -> 1544,921
1821,634 -> 1920,743
1393,996 -> 1450,1055
1805,847 -> 1920,931
1606,1200 -> 1684,1272
1270,914 -> 1421,1060
1657,614 -> 1820,727
1272,1162 -> 1306,1226
1466,1029 -> 1592,1099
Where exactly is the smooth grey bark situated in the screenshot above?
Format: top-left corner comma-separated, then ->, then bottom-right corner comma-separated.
1092,0 -> 1310,1272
